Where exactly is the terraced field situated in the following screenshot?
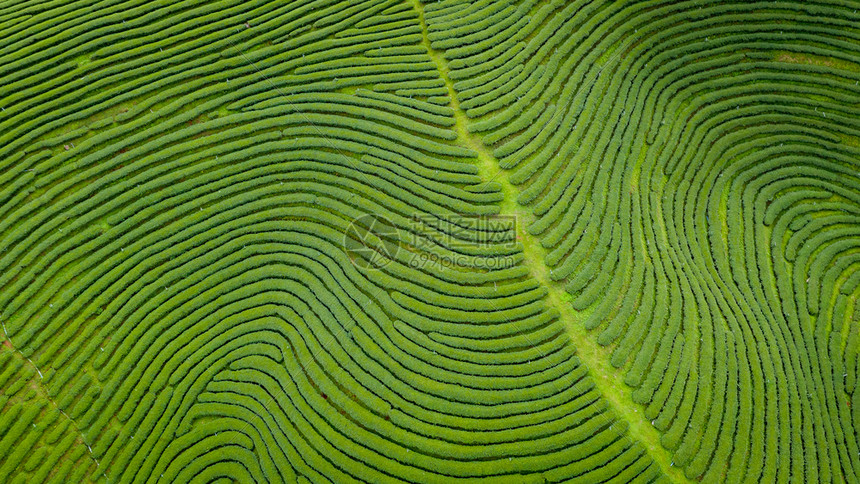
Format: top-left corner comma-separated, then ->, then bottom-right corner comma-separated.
0,0 -> 859,482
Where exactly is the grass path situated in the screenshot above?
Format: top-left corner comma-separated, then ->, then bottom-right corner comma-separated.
410,1 -> 688,481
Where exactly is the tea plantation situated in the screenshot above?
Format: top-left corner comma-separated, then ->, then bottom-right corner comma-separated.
0,0 -> 858,482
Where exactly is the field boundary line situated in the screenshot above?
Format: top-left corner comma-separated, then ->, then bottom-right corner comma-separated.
409,1 -> 689,481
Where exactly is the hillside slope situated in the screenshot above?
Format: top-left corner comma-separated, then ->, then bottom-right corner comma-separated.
0,0 -> 858,482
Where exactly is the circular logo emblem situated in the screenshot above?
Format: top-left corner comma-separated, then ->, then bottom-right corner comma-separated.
343,214 -> 399,270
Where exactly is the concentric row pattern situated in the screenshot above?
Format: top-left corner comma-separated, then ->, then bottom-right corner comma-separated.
0,0 -> 670,482
425,0 -> 860,482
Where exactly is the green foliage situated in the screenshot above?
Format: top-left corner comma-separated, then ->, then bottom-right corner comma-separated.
0,0 -> 859,482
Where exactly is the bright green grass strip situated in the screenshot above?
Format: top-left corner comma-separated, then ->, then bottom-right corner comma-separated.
411,0 -> 689,481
